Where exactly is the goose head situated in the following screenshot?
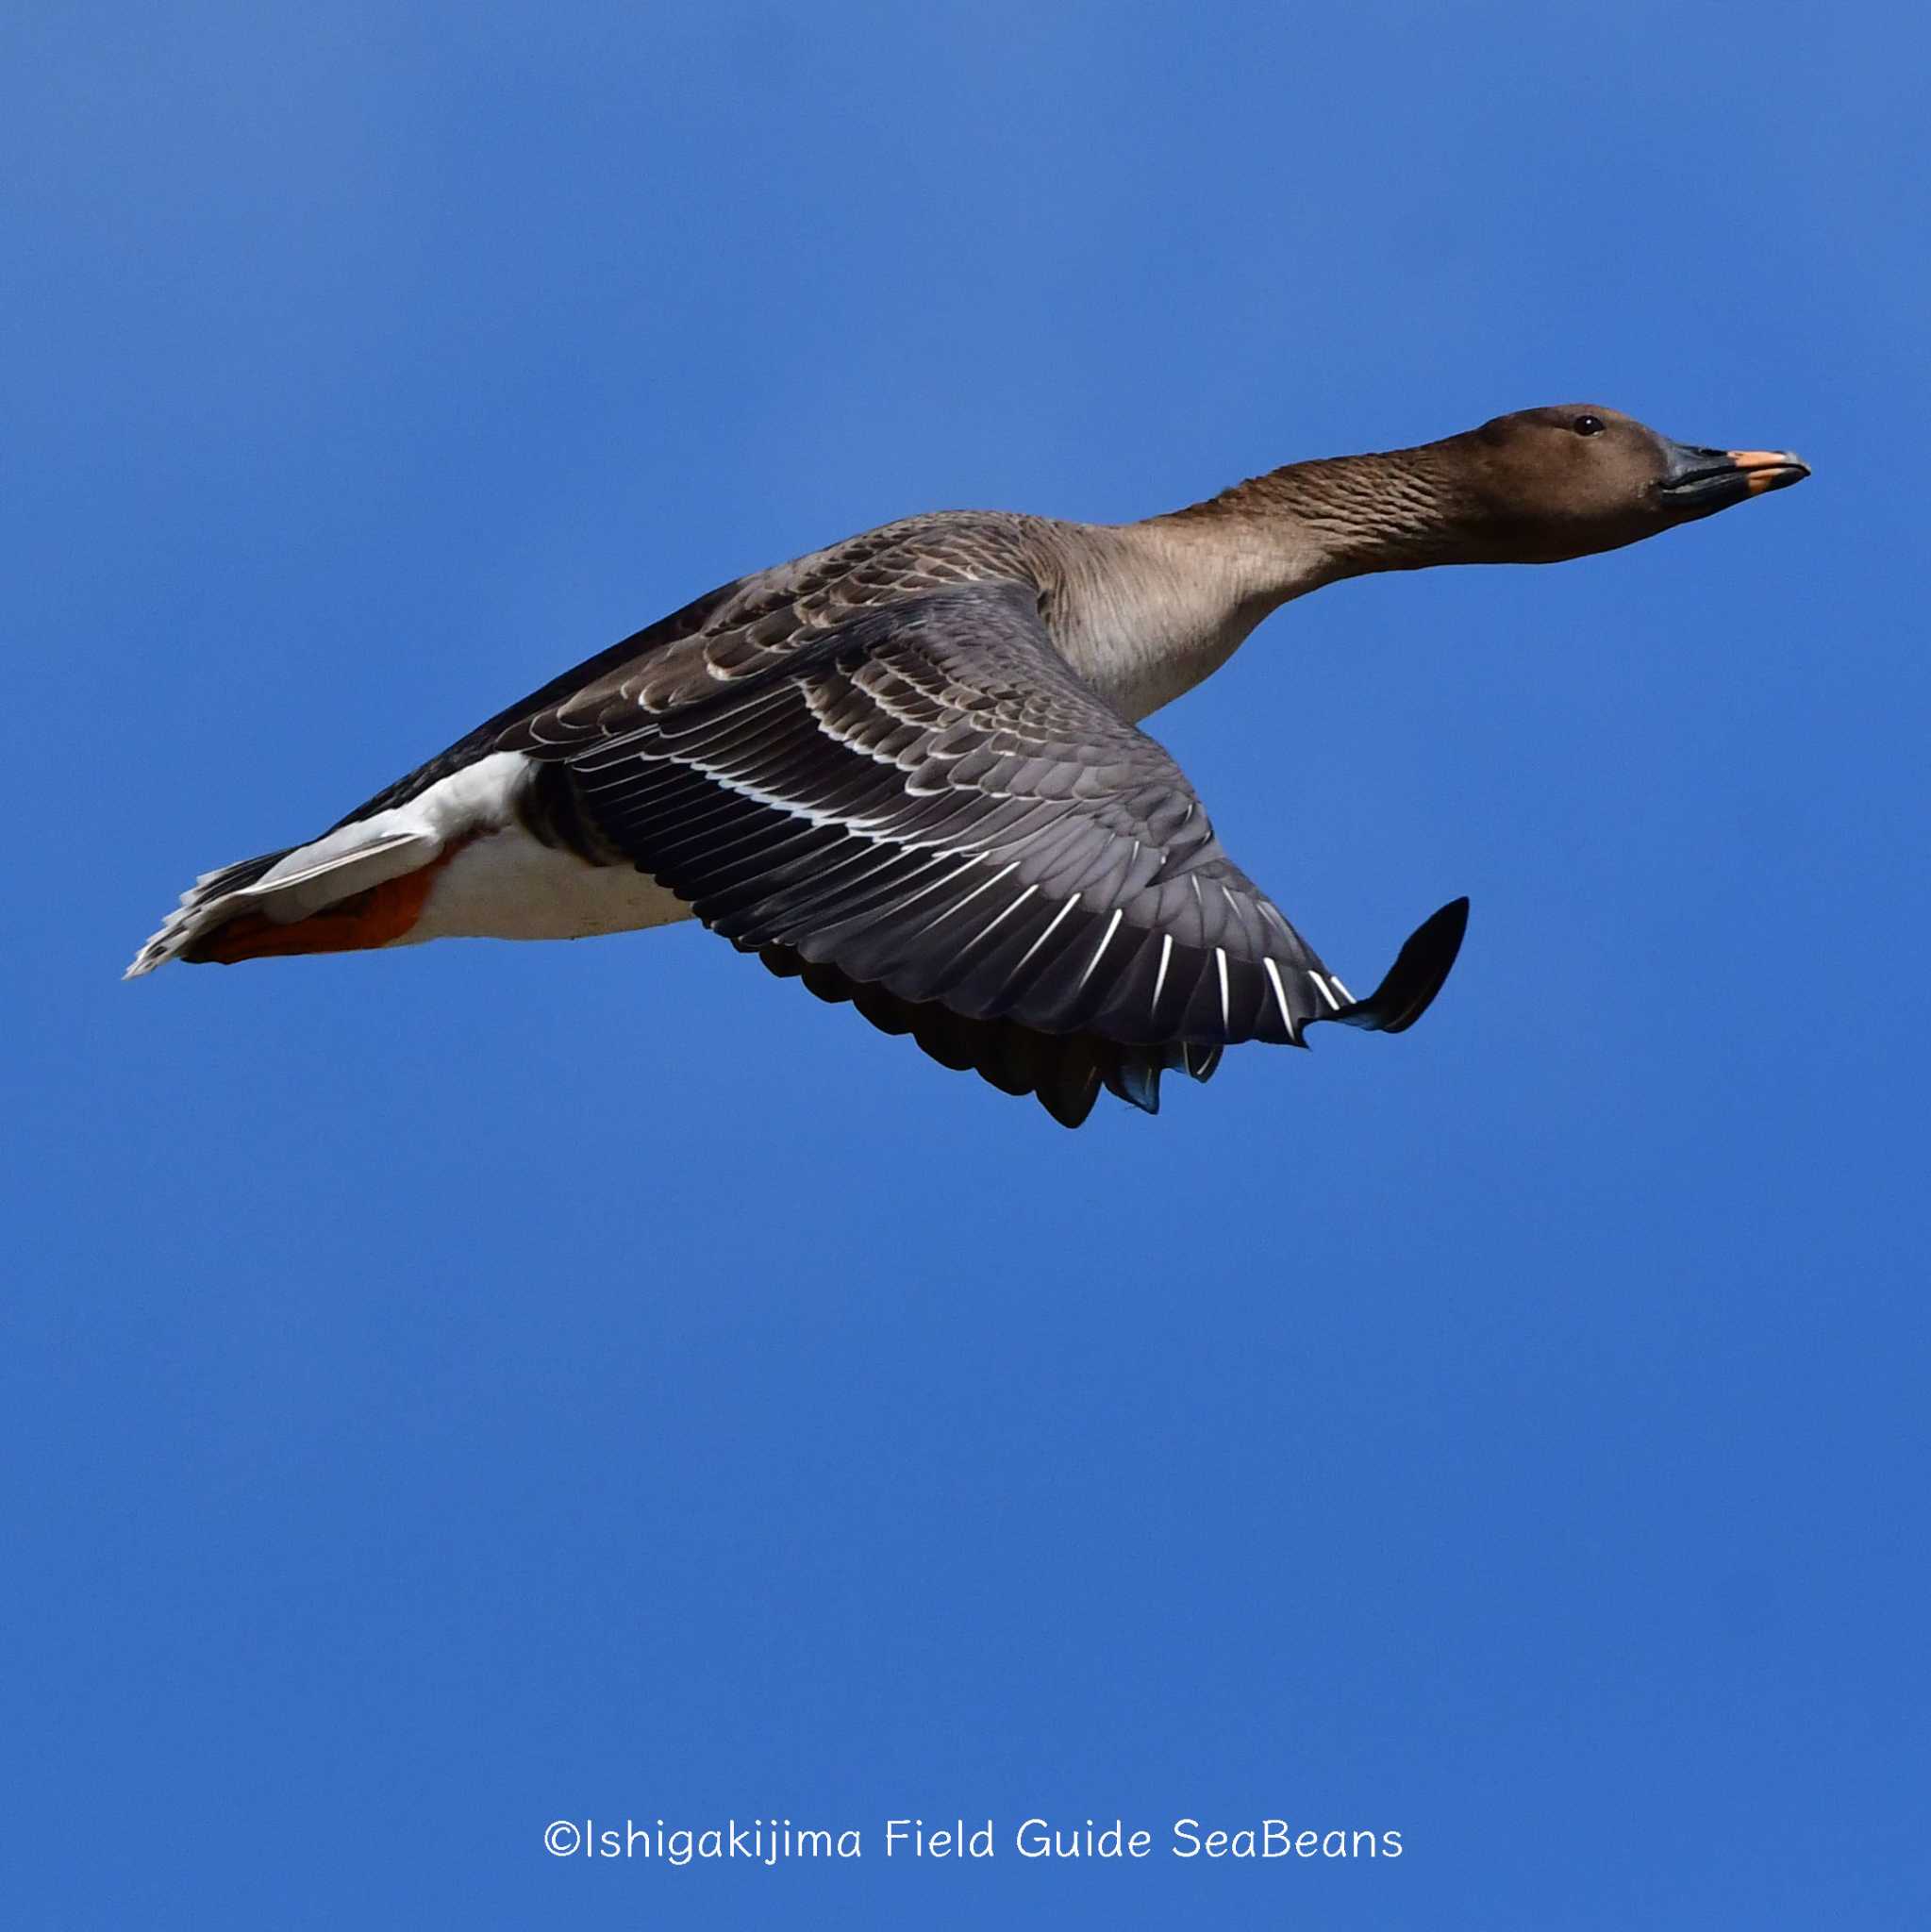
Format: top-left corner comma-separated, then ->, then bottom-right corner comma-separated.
1446,404 -> 1809,565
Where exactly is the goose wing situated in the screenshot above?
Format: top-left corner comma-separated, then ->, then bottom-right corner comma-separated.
505,579 -> 1465,1124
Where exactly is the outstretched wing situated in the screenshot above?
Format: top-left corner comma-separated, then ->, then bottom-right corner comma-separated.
504,580 -> 1465,1124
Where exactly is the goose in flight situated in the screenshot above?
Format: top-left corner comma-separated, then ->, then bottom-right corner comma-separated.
128,406 -> 1807,1125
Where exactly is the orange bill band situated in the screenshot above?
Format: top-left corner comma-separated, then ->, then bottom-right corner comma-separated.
1727,449 -> 1810,495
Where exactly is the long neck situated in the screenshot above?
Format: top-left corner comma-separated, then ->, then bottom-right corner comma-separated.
1147,440 -> 1483,597
1043,439 -> 1483,719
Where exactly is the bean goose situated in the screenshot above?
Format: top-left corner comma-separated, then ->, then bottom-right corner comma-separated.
128,406 -> 1807,1125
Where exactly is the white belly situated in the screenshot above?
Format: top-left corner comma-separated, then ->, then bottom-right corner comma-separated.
405,826 -> 692,943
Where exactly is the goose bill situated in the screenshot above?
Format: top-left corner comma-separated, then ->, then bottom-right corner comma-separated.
1658,441 -> 1811,510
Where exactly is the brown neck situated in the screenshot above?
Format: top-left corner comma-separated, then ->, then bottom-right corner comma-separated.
1160,440 -> 1486,583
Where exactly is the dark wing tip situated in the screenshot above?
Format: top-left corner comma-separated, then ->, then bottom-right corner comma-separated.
1327,896 -> 1470,1036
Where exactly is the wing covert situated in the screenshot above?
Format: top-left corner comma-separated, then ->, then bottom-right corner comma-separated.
502,579 -> 1464,1122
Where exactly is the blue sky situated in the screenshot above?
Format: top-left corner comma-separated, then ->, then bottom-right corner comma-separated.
5,3 -> 1926,1925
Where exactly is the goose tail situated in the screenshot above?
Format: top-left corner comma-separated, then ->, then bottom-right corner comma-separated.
125,848 -> 296,978
125,825 -> 445,977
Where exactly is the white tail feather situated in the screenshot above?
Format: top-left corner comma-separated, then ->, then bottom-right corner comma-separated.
124,828 -> 440,978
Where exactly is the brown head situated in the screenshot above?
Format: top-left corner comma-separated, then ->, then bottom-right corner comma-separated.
1425,404 -> 1810,565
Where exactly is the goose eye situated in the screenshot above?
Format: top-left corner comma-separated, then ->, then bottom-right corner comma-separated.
1573,414 -> 1606,437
